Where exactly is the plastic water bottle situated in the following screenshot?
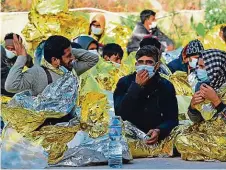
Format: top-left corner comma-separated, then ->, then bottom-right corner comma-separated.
108,116 -> 123,168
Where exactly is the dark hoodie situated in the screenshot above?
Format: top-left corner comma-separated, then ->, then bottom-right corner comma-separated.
73,35 -> 99,50
1,46 -> 15,97
127,22 -> 150,54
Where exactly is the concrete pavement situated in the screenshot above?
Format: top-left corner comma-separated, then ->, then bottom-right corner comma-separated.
49,157 -> 226,169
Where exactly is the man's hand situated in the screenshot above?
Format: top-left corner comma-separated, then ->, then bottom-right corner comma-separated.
136,70 -> 149,86
13,34 -> 27,57
145,129 -> 160,145
200,84 -> 221,107
191,91 -> 205,109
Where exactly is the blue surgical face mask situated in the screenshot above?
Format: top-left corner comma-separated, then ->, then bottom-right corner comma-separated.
5,48 -> 16,59
196,68 -> 209,82
135,65 -> 155,78
91,26 -> 102,35
189,58 -> 198,69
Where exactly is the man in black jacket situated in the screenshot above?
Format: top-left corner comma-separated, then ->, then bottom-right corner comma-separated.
114,45 -> 178,145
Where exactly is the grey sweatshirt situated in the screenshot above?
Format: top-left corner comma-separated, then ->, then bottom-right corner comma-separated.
5,48 -> 99,96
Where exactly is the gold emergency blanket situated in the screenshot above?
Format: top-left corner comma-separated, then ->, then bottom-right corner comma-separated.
175,118 -> 226,161
0,96 -> 11,104
126,124 -> 187,158
162,71 -> 193,96
203,24 -> 226,51
22,0 -> 89,51
22,0 -> 132,51
1,104 -> 80,164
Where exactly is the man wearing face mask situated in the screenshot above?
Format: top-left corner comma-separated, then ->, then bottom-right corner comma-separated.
88,14 -> 106,43
1,45 -> 16,97
127,9 -> 174,55
114,45 -> 178,144
5,35 -> 99,96
73,35 -> 100,56
167,39 -> 204,74
4,33 -> 33,68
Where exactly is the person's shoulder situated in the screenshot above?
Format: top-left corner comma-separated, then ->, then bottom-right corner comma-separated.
26,65 -> 44,73
158,76 -> 175,93
118,72 -> 136,85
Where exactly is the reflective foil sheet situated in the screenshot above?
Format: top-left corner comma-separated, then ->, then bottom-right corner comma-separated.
7,72 -> 78,114
175,118 -> 226,161
124,121 -> 183,158
22,0 -> 89,51
52,133 -> 132,167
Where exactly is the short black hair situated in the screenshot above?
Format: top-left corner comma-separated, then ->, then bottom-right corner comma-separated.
140,37 -> 161,50
44,35 -> 71,63
220,25 -> 226,42
140,10 -> 156,24
4,33 -> 22,42
136,45 -> 160,62
102,43 -> 124,59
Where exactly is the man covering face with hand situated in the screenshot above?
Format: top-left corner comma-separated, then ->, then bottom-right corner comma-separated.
114,45 -> 178,145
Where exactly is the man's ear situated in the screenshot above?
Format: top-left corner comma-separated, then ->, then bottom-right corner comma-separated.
51,57 -> 60,66
219,30 -> 223,38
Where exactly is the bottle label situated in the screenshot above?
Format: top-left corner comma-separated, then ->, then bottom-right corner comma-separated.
109,126 -> 122,137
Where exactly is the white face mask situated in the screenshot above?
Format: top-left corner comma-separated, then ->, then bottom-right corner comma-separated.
91,26 -> 103,35
149,21 -> 157,29
189,58 -> 198,69
88,49 -> 99,56
5,49 -> 16,59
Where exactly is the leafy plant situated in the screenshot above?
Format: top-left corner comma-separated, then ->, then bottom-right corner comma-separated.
205,0 -> 226,30
190,16 -> 206,37
120,14 -> 139,30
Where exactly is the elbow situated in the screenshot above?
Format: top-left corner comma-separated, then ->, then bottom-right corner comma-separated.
5,81 -> 15,93
92,54 -> 99,66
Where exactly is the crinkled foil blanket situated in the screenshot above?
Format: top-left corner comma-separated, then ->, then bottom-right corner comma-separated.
1,101 -> 178,166
0,57 -> 198,167
22,0 -> 132,51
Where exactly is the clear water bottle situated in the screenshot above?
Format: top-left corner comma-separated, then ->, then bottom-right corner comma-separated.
108,116 -> 123,168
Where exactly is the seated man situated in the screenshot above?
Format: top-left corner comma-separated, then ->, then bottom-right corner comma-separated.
175,49 -> 226,161
139,37 -> 171,75
4,33 -> 33,68
5,34 -> 99,96
114,45 -> 178,144
102,43 -> 124,64
167,39 -> 204,74
1,33 -> 33,97
127,9 -> 174,54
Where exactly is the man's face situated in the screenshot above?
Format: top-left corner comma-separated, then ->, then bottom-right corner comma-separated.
92,21 -> 101,28
136,56 -> 156,67
104,54 -> 121,64
88,43 -> 98,50
148,15 -> 156,25
60,46 -> 75,71
5,39 -> 16,53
